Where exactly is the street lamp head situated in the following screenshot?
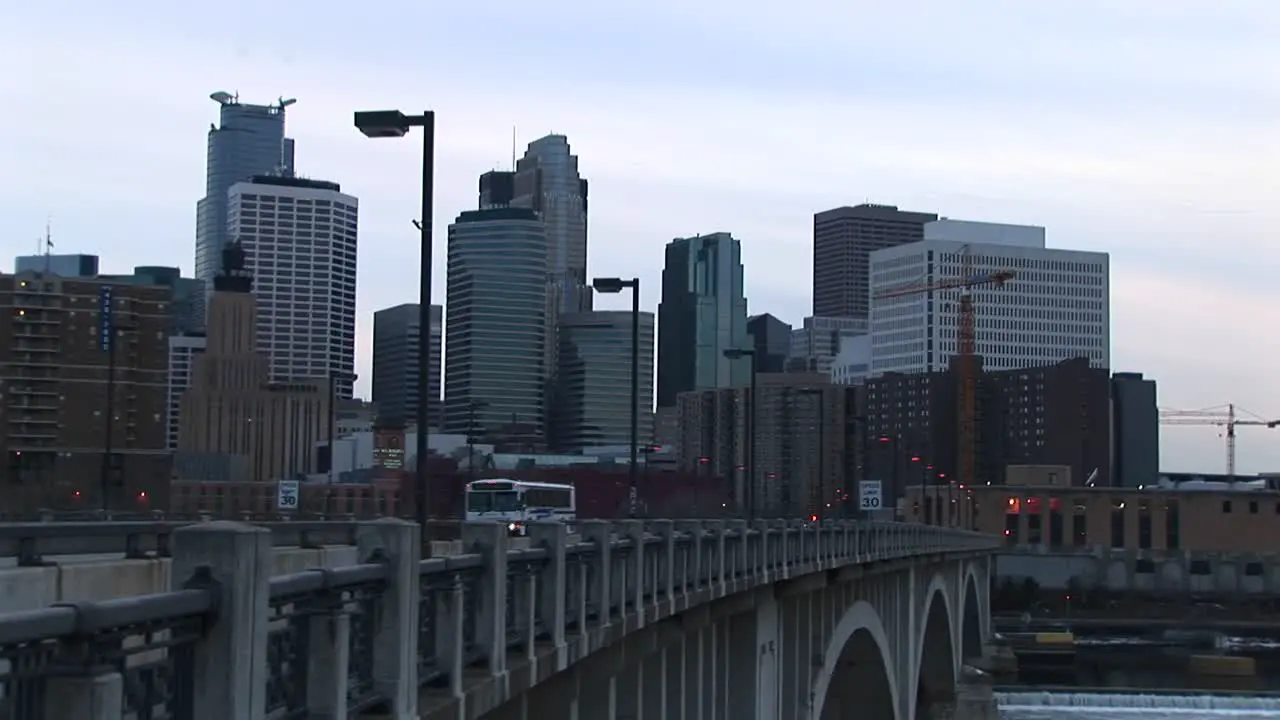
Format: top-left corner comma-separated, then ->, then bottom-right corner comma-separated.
723,348 -> 754,360
354,110 -> 414,138
592,277 -> 626,294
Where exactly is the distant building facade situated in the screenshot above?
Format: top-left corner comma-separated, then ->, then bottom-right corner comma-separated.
371,303 -> 442,429
788,315 -> 866,375
812,204 -> 937,320
747,313 -> 791,373
554,311 -> 655,452
1111,372 -> 1159,488
14,253 -> 99,277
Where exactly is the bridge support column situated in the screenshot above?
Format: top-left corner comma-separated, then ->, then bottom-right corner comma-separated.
45,669 -> 123,720
753,589 -> 781,720
639,647 -> 665,720
171,520 -> 271,720
358,518 -> 420,719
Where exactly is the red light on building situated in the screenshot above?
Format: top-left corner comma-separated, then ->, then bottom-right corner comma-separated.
910,456 -> 921,463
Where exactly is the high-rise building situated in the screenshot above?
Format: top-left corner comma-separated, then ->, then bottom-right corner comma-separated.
371,303 -> 442,429
0,271 -> 172,513
443,208 -> 548,440
478,170 -> 515,208
177,243 -> 331,483
554,311 -> 656,452
869,222 -> 1109,376
195,93 -> 296,285
747,313 -> 792,373
103,266 -> 206,335
788,316 -> 867,375
512,135 -> 590,312
1112,372 -> 1159,488
812,204 -> 937,320
167,335 -> 207,450
14,254 -> 99,277
227,175 -> 358,397
656,233 -> 749,408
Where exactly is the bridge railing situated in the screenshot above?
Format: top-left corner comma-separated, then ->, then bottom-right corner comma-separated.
0,519 -> 999,719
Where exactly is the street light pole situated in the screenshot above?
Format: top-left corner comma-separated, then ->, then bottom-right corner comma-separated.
592,277 -> 641,517
354,109 -> 435,529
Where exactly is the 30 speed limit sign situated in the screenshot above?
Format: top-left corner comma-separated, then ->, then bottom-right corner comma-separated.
859,480 -> 883,510
277,480 -> 300,511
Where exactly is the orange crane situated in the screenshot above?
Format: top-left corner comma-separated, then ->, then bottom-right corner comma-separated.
1158,404 -> 1278,480
874,246 -> 1015,489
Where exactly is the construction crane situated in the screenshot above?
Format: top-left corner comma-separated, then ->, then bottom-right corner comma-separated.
874,245 -> 1015,489
1159,404 -> 1278,480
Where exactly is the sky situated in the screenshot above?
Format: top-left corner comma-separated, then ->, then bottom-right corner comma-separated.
2,1 -> 1278,474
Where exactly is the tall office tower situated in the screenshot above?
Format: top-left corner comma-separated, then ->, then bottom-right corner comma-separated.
167,335 -> 207,449
227,176 -> 358,397
812,204 -> 937,319
14,254 -> 99,277
478,170 -> 515,208
788,316 -> 867,374
178,243 -> 331,482
1,271 -> 172,513
553,311 -> 656,452
443,208 -> 548,440
747,313 -> 792,373
1111,372 -> 1159,488
656,233 -> 750,408
194,93 -> 296,285
512,135 -> 590,312
868,219 -> 1110,376
371,303 -> 443,429
104,266 -> 206,335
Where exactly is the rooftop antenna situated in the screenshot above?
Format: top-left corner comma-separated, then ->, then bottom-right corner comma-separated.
42,217 -> 53,275
511,125 -> 517,170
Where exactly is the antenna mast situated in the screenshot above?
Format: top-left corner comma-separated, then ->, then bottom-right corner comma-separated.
43,218 -> 52,274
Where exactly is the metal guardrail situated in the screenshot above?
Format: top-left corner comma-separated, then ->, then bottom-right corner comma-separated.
0,519 -> 1000,719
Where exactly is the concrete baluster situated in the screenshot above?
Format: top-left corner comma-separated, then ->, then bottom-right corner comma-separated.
622,520 -> 646,626
305,579 -> 350,720
705,520 -> 726,596
357,519 -> 421,718
580,520 -> 614,627
752,520 -> 772,583
726,519 -> 747,581
45,669 -> 124,720
674,521 -> 703,589
170,520 -> 271,720
527,522 -> 568,663
434,573 -> 466,698
772,520 -> 790,577
462,522 -> 509,676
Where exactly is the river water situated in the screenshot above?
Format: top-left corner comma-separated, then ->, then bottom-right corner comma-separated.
998,635 -> 1280,720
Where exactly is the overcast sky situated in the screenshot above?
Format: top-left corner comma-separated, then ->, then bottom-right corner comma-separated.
2,1 -> 1278,474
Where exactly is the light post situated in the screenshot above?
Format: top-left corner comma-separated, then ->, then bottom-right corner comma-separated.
592,277 -> 641,517
798,388 -> 826,522
354,109 -> 435,528
877,434 -> 902,521
723,348 -> 757,518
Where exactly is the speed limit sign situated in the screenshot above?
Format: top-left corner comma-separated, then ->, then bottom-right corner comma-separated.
859,480 -> 883,510
277,480 -> 300,511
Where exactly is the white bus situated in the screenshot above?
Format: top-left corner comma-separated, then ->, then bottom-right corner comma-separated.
464,479 -> 576,535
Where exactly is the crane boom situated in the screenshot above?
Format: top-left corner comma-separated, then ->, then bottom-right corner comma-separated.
874,270 -> 1016,300
1158,403 -> 1279,479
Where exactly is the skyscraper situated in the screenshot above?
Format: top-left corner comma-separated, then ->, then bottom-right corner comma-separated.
14,254 -> 99,277
656,233 -> 750,408
812,204 -> 937,320
372,303 -> 442,429
195,93 -> 296,285
227,175 -> 358,397
554,311 -> 656,452
443,208 -> 548,439
746,313 -> 792,373
512,135 -> 590,312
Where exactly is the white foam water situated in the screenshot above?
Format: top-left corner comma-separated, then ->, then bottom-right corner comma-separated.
997,691 -> 1280,714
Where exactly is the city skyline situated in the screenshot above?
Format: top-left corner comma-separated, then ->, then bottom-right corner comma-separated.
2,2 -> 1277,473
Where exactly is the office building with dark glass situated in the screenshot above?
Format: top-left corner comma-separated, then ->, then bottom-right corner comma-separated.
554,311 -> 655,452
812,203 -> 936,319
443,208 -> 547,439
372,303 -> 443,429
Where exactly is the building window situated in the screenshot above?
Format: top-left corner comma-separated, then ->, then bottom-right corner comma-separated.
1048,498 -> 1063,546
1222,500 -> 1233,513
1166,501 -> 1180,550
1110,502 -> 1125,549
1249,500 -> 1259,514
1072,502 -> 1087,547
1004,511 -> 1018,545
1027,513 -> 1042,544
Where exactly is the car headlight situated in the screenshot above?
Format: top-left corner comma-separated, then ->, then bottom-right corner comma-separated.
508,522 -> 517,531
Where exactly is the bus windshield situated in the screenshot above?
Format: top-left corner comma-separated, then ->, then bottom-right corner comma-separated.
467,490 -> 521,513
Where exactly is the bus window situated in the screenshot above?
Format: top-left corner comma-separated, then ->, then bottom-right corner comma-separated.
523,488 -> 572,509
468,490 -> 520,512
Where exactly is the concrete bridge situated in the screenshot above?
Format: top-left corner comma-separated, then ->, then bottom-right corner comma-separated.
0,518 -> 999,719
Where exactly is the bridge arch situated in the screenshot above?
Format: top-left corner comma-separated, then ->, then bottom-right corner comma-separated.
912,574 -> 957,719
961,565 -> 984,662
810,600 -> 900,720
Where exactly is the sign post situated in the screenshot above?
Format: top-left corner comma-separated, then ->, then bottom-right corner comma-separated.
277,479 -> 300,513
858,480 -> 883,518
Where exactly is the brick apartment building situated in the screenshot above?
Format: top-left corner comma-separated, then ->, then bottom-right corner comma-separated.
1,271 -> 172,515
864,356 -> 1111,500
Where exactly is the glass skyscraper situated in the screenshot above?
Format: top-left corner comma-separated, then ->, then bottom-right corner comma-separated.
194,93 -> 296,285
443,208 -> 548,439
656,233 -> 750,407
554,311 -> 655,452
